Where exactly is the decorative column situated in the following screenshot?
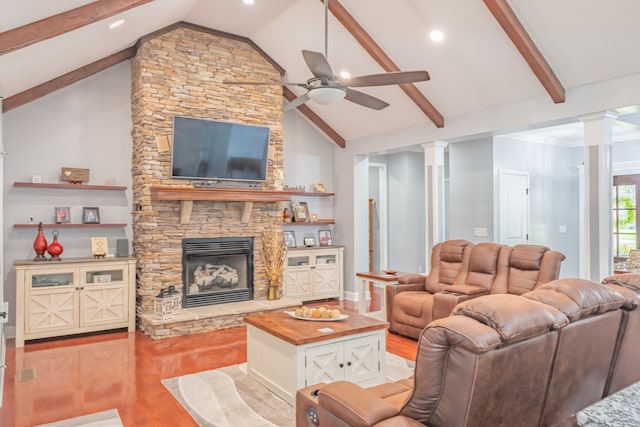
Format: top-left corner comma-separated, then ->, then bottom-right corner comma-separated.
423,141 -> 448,266
580,111 -> 616,281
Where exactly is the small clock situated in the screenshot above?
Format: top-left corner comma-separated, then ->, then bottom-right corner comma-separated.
303,237 -> 316,247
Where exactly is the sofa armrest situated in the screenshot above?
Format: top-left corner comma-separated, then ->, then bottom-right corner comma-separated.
397,274 -> 427,285
386,282 -> 427,322
318,381 -> 401,427
432,286 -> 489,320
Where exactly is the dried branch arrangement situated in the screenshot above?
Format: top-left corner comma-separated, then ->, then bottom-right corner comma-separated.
262,231 -> 288,286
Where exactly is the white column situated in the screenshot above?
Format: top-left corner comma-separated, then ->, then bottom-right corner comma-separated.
422,141 -> 448,267
580,111 -> 616,281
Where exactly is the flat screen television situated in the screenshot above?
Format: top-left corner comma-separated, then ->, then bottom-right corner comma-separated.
171,116 -> 270,182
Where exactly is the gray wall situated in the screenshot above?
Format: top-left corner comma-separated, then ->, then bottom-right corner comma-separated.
493,140 -> 580,276
386,152 -> 426,272
448,137 -> 494,241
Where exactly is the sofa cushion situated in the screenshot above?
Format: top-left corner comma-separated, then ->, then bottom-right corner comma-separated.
602,273 -> 640,293
452,294 -> 568,344
525,278 -> 626,322
509,244 -> 548,270
439,239 -> 470,262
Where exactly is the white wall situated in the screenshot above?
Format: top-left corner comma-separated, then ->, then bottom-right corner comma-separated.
2,63 -> 133,329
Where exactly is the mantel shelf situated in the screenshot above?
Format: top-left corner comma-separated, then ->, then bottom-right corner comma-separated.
151,186 -> 296,224
283,220 -> 335,226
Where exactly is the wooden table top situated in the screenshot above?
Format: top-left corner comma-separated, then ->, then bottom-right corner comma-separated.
244,310 -> 388,346
356,270 -> 417,281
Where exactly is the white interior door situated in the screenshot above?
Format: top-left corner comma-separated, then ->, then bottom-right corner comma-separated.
0,93 -> 6,407
368,163 -> 388,270
499,170 -> 530,245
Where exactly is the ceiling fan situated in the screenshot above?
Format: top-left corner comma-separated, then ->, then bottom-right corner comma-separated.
223,0 -> 430,111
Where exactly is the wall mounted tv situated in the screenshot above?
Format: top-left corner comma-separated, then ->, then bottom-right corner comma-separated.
171,116 -> 270,182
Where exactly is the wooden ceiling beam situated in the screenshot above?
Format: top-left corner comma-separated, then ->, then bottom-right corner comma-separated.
483,0 -> 565,103
3,47 -> 136,113
0,0 -> 153,56
323,0 -> 444,128
283,87 -> 346,148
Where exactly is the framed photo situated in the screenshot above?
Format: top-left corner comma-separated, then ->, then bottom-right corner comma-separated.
91,237 -> 108,257
292,201 -> 310,222
303,236 -> 316,247
318,230 -> 332,246
55,207 -> 70,224
283,231 -> 297,248
83,207 -> 100,224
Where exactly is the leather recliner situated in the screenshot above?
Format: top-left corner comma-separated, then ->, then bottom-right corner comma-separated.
296,278 -> 628,427
387,242 -> 565,339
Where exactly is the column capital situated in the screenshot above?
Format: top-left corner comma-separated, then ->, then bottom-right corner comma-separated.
421,141 -> 448,151
578,111 -> 618,124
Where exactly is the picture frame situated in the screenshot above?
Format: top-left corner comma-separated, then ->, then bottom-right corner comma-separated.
55,207 -> 70,224
83,207 -> 100,224
318,230 -> 332,246
292,201 -> 310,222
283,231 -> 297,248
91,237 -> 108,257
303,236 -> 316,247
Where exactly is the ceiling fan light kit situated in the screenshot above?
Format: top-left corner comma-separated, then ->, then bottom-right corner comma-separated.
308,87 -> 346,105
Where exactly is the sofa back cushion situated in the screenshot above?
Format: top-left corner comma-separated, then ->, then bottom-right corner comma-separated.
453,242 -> 506,293
401,297 -> 564,427
425,240 -> 472,293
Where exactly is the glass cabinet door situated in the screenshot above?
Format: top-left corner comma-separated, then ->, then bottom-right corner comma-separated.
83,268 -> 124,285
316,254 -> 336,265
288,256 -> 310,267
30,271 -> 74,289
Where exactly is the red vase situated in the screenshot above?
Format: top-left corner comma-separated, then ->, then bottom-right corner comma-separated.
47,231 -> 64,261
33,222 -> 48,261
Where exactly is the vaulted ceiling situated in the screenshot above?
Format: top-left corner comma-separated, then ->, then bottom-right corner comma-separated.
2,0 -> 640,147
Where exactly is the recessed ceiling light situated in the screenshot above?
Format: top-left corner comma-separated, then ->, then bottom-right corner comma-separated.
109,19 -> 125,29
339,70 -> 351,79
243,0 -> 255,5
429,30 -> 444,43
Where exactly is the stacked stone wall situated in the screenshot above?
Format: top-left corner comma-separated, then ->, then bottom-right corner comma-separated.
130,25 -> 284,316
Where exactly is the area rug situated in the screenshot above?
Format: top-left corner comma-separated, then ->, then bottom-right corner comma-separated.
162,352 -> 414,427
35,409 -> 123,427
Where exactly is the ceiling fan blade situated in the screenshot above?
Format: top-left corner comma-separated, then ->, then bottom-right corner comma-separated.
345,88 -> 389,110
347,71 -> 430,88
283,93 -> 311,111
302,50 -> 334,79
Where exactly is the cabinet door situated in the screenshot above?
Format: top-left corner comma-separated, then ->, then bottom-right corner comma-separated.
284,255 -> 313,299
26,269 -> 78,334
312,253 -> 339,297
343,334 -> 381,385
80,266 -> 128,327
305,341 -> 344,386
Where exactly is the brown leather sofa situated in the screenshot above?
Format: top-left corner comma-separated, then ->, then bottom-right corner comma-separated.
296,278 -> 632,427
386,241 -> 565,339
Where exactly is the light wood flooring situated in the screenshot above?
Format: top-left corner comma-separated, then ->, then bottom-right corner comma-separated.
0,297 -> 417,426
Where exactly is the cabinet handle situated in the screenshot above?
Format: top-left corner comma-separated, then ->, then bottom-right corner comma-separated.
75,287 -> 79,291
347,361 -> 351,366
339,363 -> 344,368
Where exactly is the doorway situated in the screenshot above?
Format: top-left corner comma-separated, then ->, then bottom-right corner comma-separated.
499,169 -> 530,245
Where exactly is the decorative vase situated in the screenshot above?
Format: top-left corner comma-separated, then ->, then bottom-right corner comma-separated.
47,230 -> 64,261
33,222 -> 48,261
267,279 -> 281,300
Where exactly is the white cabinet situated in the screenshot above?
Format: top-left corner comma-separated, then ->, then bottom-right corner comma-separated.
305,333 -> 383,386
14,257 -> 136,347
284,246 -> 344,301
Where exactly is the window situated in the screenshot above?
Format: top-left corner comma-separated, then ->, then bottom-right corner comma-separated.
613,174 -> 640,261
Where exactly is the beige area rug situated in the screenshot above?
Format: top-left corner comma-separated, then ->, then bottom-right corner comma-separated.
35,409 -> 123,427
162,352 -> 414,427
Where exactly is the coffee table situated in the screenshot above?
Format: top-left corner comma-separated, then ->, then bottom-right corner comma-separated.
244,310 -> 388,405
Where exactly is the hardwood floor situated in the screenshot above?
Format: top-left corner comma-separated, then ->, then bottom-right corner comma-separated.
0,298 -> 417,426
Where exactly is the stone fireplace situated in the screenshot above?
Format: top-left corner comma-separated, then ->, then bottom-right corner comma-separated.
130,23 -> 298,338
182,237 -> 253,307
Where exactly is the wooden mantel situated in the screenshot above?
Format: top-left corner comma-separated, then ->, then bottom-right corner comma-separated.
151,186 -> 293,224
